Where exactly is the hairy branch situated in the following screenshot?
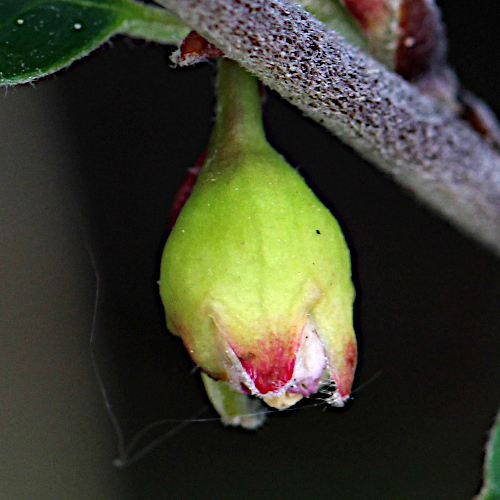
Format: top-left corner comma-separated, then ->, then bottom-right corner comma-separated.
156,0 -> 500,256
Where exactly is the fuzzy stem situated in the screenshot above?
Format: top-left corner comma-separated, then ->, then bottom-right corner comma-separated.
155,0 -> 500,257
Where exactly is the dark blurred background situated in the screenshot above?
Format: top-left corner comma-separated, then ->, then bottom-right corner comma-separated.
1,1 -> 500,499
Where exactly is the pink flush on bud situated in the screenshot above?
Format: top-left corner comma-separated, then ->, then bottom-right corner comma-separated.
225,318 -> 336,409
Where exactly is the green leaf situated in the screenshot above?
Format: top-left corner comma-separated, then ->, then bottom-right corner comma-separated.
0,0 -> 189,86
477,407 -> 500,500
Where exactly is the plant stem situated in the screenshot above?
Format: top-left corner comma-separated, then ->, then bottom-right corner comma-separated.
118,0 -> 189,43
209,59 -> 266,153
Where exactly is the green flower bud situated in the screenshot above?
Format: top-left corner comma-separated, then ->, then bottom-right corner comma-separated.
159,60 -> 356,426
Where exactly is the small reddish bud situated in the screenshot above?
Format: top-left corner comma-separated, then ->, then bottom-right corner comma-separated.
396,0 -> 447,82
171,30 -> 223,67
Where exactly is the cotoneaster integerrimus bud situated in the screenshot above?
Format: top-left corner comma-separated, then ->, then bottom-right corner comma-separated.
159,58 -> 357,428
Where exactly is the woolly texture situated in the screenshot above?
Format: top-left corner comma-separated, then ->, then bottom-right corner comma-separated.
156,0 -> 500,255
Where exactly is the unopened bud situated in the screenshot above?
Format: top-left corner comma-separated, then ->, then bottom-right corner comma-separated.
159,59 -> 356,427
